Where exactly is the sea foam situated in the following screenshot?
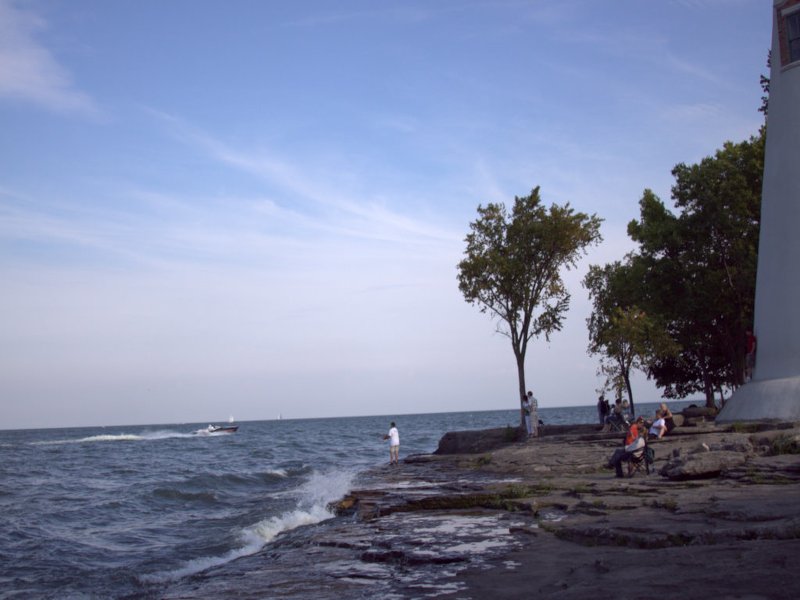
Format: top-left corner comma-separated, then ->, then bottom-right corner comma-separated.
32,430 -> 199,445
140,468 -> 356,584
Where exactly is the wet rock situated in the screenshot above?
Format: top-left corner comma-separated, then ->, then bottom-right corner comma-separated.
163,421 -> 800,600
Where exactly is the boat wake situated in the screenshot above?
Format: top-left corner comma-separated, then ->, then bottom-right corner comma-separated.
32,431 -> 202,445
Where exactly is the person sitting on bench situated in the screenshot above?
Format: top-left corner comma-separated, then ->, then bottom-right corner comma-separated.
648,409 -> 667,439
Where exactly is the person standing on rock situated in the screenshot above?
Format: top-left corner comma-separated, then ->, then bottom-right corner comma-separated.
597,393 -> 607,425
521,394 -> 533,437
526,391 -> 539,437
383,422 -> 400,465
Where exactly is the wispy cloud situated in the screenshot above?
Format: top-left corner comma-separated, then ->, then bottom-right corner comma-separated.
147,109 -> 460,246
0,0 -> 99,116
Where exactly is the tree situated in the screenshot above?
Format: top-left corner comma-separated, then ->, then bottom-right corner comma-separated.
759,51 -> 771,118
457,187 -> 602,426
624,132 -> 764,406
583,261 -> 678,417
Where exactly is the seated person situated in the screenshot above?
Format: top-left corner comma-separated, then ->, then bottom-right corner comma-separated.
660,402 -> 676,432
606,417 -> 646,478
649,409 -> 667,439
602,399 -> 625,431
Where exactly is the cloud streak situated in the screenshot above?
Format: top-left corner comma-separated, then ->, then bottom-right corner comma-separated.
0,0 -> 99,116
147,109 -> 461,246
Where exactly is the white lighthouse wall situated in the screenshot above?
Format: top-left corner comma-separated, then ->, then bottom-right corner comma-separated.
717,1 -> 800,422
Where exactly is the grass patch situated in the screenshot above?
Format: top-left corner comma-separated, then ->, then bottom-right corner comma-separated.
768,433 -> 800,456
528,482 -> 555,495
731,422 -> 762,434
650,497 -> 678,512
568,484 -> 593,496
475,454 -> 492,466
499,483 -> 548,498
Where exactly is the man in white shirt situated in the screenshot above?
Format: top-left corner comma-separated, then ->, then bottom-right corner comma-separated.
384,422 -> 400,465
649,410 -> 667,439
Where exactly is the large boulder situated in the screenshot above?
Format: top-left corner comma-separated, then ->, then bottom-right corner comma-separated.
681,405 -> 719,419
434,427 -> 522,454
660,451 -> 747,480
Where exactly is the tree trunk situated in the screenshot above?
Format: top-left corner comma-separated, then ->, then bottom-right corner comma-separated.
624,371 -> 635,418
703,372 -> 715,408
515,351 -> 526,429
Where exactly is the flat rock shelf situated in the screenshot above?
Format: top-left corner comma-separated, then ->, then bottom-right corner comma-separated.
160,421 -> 800,600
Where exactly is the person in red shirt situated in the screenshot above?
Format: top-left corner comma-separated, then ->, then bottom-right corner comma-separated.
607,417 -> 646,478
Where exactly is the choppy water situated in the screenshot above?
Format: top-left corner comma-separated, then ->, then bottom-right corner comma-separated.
0,402 -> 693,599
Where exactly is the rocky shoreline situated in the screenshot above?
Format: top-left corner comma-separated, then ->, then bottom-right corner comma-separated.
423,420 -> 800,599
161,418 -> 800,599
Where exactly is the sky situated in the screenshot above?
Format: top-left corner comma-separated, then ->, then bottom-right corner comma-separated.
0,0 -> 771,429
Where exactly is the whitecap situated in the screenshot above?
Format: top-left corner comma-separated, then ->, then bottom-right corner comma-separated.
140,468 -> 356,584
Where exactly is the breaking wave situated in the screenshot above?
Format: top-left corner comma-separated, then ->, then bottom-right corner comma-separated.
140,468 -> 356,584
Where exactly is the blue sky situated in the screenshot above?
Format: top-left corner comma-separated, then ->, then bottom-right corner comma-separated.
1,0 -> 770,429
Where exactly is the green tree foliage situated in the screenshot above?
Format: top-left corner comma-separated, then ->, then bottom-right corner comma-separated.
583,261 -> 678,417
624,132 -> 764,406
759,51 -> 771,118
458,187 -> 602,423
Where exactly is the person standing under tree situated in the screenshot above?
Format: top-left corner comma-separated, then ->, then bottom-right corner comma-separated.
521,394 -> 533,437
745,330 -> 757,382
526,391 -> 539,437
597,393 -> 607,425
383,422 -> 400,465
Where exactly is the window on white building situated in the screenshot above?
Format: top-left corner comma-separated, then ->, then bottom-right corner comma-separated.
788,10 -> 800,63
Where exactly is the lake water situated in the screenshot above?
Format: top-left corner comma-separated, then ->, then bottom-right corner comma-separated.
0,401 -> 695,598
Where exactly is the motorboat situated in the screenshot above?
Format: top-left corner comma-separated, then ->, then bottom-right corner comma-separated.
205,424 -> 239,434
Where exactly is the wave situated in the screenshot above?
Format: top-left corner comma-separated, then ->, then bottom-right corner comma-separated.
184,469 -> 288,490
152,488 -> 218,504
140,468 -> 357,584
264,468 -> 288,478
